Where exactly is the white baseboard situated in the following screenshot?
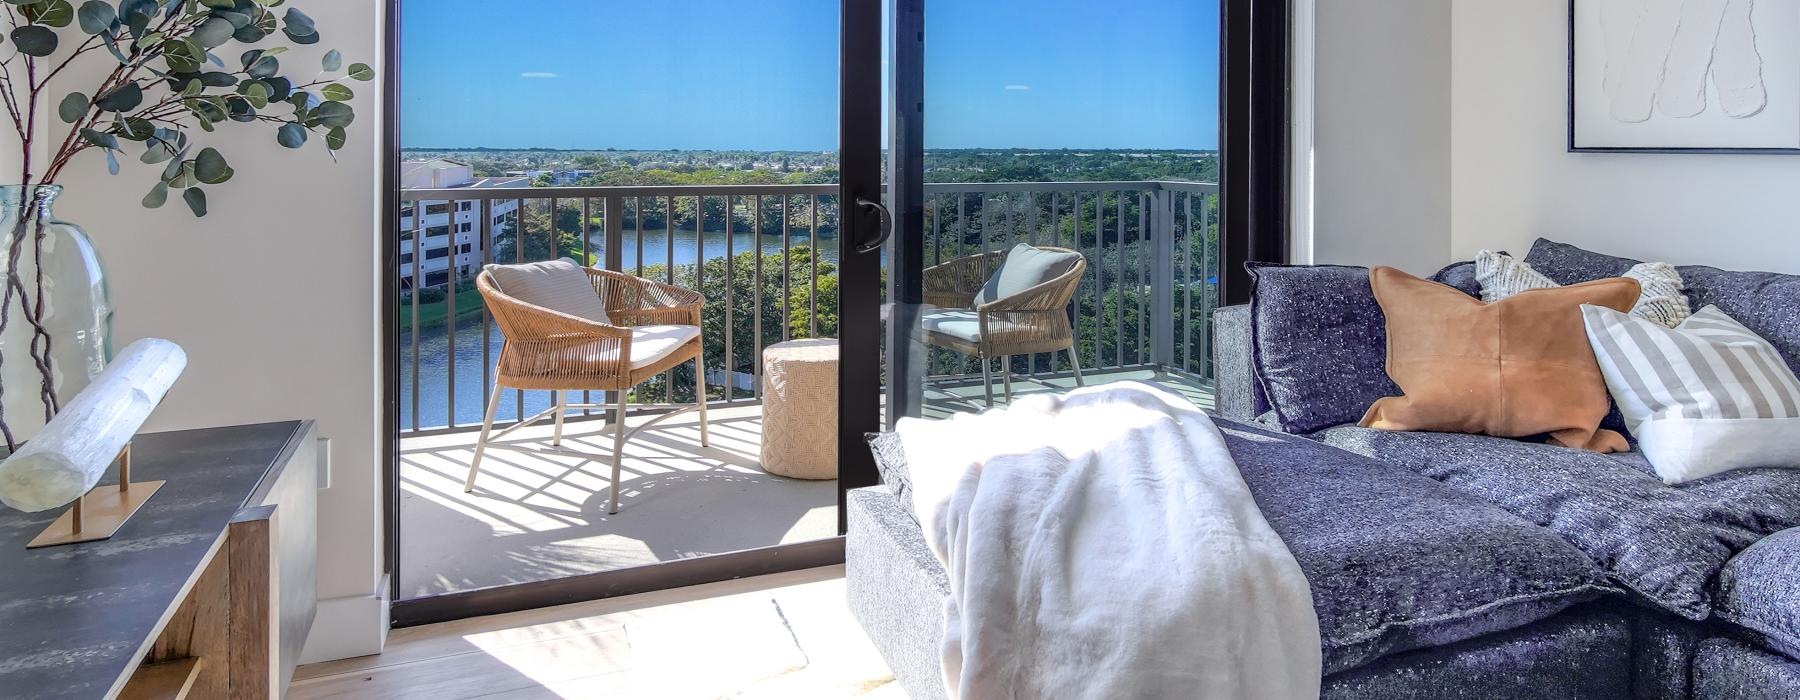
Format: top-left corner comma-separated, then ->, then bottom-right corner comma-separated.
299,575 -> 390,665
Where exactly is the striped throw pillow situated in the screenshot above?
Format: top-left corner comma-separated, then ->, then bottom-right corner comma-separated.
1581,304 -> 1800,483
1478,250 -> 1691,327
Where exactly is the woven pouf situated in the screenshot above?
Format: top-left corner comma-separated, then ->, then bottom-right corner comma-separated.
760,339 -> 839,479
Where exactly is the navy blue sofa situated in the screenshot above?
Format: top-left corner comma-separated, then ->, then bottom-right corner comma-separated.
845,239 -> 1800,698
1207,238 -> 1800,698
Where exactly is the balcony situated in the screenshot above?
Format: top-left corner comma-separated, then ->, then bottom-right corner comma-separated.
397,180 -> 1220,599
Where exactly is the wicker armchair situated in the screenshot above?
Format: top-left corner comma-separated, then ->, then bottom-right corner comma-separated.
465,265 -> 708,514
921,246 -> 1087,405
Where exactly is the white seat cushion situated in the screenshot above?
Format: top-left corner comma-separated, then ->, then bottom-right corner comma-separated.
629,325 -> 701,369
485,258 -> 610,324
921,309 -> 1026,344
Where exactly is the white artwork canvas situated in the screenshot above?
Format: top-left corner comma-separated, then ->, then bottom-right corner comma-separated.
1572,0 -> 1800,151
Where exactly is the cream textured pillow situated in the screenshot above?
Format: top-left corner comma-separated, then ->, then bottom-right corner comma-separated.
484,258 -> 611,324
1582,304 -> 1800,483
1476,250 -> 1690,327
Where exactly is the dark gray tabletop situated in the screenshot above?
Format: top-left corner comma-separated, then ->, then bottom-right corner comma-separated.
0,421 -> 311,700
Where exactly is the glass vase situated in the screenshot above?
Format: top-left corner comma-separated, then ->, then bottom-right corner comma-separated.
0,184 -> 112,448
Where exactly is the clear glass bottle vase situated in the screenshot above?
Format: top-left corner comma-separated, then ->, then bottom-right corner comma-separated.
0,184 -> 112,449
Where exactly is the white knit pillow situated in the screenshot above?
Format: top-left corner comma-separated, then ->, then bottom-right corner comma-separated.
1475,250 -> 1690,327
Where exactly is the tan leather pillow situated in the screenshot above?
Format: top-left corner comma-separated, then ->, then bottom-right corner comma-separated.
1359,266 -> 1639,452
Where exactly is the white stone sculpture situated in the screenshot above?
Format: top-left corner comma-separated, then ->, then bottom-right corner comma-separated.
0,339 -> 186,512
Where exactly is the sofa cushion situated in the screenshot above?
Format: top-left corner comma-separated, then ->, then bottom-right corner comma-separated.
1717,528 -> 1800,661
1247,263 -> 1398,434
1524,237 -> 1800,377
1246,263 -> 1489,434
1692,637 -> 1800,700
1218,419 -> 1616,674
866,419 -> 1617,675
1315,426 -> 1800,620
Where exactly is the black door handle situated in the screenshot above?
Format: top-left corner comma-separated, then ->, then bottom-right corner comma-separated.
853,196 -> 892,254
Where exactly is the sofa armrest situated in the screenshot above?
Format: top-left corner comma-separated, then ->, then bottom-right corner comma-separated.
1212,304 -> 1266,421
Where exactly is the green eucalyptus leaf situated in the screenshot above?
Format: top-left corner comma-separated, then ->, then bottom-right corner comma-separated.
57,92 -> 88,123
248,54 -> 278,78
10,25 -> 58,56
241,80 -> 270,108
119,117 -> 154,140
75,0 -> 114,33
162,38 -> 205,72
321,48 -> 341,72
320,83 -> 352,102
194,147 -> 231,184
183,187 -> 206,217
160,153 -> 184,180
261,76 -> 291,101
313,100 -> 353,128
166,160 -> 198,188
102,33 -> 129,64
347,62 -> 374,81
326,125 -> 346,150
21,0 -> 74,27
199,71 -> 237,87
216,9 -> 250,29
95,82 -> 143,112
142,182 -> 168,208
277,122 -> 307,148
140,139 -> 175,164
80,128 -> 119,150
191,16 -> 234,47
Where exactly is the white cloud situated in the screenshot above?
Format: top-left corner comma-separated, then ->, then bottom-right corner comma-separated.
1004,84 -> 1031,91
520,72 -> 559,79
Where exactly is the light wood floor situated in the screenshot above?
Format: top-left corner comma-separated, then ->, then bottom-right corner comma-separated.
292,566 -> 903,699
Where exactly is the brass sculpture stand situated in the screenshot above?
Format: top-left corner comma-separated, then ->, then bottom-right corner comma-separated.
26,445 -> 164,549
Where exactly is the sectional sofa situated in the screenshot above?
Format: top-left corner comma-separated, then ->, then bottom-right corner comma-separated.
845,238 -> 1800,698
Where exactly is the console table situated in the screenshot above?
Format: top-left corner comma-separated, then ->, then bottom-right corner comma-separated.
0,421 -> 320,699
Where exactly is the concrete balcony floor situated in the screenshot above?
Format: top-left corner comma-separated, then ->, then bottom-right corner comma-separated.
399,369 -> 1212,599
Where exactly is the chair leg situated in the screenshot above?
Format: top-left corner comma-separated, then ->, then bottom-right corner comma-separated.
1002,355 -> 1013,402
982,356 -> 995,407
552,390 -> 567,447
464,383 -> 505,493
695,352 -> 710,447
609,392 -> 627,515
1068,345 -> 1086,387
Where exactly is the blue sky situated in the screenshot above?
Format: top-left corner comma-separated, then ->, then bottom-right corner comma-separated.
401,0 -> 1219,151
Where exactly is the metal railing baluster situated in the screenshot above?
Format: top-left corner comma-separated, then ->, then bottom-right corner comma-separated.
725,195 -> 735,403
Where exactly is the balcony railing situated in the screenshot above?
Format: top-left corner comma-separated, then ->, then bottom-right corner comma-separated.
398,180 -> 1219,434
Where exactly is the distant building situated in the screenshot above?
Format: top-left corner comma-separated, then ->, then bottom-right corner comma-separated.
401,159 -> 525,289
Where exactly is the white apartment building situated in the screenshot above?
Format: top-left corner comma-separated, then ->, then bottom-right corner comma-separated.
400,159 -> 525,289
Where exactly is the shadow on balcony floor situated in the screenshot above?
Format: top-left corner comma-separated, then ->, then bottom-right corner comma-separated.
398,368 -> 1211,599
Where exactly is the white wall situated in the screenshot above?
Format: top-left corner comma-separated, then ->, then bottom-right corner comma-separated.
1310,0 -> 1453,275
1451,0 -> 1800,274
45,1 -> 386,660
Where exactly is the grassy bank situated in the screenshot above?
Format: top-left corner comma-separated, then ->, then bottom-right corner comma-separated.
400,291 -> 486,332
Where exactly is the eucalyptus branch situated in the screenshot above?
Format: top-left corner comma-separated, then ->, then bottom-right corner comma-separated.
0,0 -> 372,440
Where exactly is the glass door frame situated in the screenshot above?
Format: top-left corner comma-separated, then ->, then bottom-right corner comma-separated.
382,0 -> 878,629
834,0 -> 1294,511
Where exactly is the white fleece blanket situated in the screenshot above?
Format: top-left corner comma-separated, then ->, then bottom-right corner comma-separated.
897,382 -> 1321,700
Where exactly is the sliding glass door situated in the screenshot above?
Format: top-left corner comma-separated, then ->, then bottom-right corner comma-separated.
392,0 -> 859,624
835,0 -> 1226,467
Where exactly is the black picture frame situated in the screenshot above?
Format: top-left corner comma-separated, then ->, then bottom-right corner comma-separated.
1567,0 -> 1800,155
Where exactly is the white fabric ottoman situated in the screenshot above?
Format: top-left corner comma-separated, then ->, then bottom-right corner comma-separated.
760,339 -> 839,479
